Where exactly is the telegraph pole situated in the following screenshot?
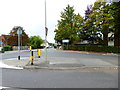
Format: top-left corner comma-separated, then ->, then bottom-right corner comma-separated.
45,0 -> 49,64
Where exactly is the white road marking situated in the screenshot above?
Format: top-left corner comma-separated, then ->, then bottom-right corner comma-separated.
0,61 -> 23,69
3,57 -> 29,60
0,86 -> 10,89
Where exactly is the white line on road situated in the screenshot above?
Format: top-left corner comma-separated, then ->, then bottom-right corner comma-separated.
2,57 -> 29,60
0,61 -> 23,69
0,86 -> 10,89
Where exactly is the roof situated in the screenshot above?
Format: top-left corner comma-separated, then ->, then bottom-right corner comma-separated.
43,40 -> 49,43
2,35 -> 10,40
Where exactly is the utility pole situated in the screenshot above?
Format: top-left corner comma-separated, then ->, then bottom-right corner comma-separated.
45,0 -> 49,64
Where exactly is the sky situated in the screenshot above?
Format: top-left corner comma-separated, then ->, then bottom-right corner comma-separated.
0,0 -> 96,43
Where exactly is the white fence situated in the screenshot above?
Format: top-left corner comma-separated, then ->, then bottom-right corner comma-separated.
13,46 -> 29,50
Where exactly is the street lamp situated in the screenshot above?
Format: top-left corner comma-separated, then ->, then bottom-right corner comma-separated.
17,27 -> 22,60
45,0 -> 49,64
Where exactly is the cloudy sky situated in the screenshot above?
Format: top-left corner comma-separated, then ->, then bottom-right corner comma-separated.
0,0 -> 96,43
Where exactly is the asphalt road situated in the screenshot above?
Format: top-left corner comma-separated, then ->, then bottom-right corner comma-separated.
1,51 -> 30,60
0,49 -> 119,89
2,68 -> 118,88
47,49 -> 118,66
1,48 -> 118,66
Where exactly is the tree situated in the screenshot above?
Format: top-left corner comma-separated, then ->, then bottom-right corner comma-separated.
84,1 -> 114,46
29,36 -> 43,49
54,5 -> 84,44
8,26 -> 29,46
56,5 -> 75,44
73,14 -> 84,43
110,1 -> 120,46
82,5 -> 95,44
96,2 -> 112,46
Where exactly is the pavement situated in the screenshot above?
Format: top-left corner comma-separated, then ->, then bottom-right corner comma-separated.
0,49 -> 119,70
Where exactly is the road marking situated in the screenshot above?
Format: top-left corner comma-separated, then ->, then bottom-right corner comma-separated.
2,57 -> 29,60
0,61 -> 23,69
0,86 -> 10,89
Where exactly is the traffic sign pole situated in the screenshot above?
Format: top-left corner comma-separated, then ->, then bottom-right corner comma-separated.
18,33 -> 20,60
17,27 -> 22,60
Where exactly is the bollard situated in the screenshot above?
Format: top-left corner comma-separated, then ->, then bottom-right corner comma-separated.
38,49 -> 41,58
30,51 -> 34,65
29,46 -> 32,52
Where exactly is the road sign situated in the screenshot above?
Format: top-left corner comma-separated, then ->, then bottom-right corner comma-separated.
62,39 -> 69,43
17,28 -> 22,35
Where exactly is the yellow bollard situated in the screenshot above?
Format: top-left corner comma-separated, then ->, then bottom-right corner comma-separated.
29,46 -> 32,52
38,49 -> 41,58
30,51 -> 34,65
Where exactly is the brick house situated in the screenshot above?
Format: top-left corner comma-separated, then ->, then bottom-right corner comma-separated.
0,34 -> 10,46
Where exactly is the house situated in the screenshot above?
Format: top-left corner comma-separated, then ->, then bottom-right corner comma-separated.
41,40 -> 50,48
74,32 -> 114,46
0,34 -> 20,46
0,34 -> 10,46
108,32 -> 114,46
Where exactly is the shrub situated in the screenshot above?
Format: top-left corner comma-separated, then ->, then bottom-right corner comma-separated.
63,45 -> 120,53
3,45 -> 13,51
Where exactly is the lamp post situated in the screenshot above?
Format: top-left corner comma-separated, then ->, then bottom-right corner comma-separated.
45,0 -> 49,64
17,27 -> 22,60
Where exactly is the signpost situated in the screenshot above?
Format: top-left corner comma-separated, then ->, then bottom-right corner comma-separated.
17,27 -> 22,60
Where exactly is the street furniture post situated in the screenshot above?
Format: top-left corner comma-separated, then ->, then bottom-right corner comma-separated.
18,33 -> 20,60
17,27 -> 22,60
30,46 -> 32,52
38,49 -> 41,58
30,51 -> 34,65
45,0 -> 49,64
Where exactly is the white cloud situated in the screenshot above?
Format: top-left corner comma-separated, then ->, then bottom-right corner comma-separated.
0,0 -> 96,43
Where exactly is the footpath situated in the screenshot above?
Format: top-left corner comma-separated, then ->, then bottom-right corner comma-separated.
0,49 -> 119,70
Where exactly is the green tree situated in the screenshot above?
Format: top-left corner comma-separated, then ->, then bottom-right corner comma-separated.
96,2 -> 113,46
83,5 -> 96,44
29,36 -> 43,49
73,14 -> 84,43
110,1 -> 120,46
54,5 -> 84,44
84,1 -> 114,45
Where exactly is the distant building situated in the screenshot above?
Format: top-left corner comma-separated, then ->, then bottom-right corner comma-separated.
108,32 -> 114,46
74,32 -> 114,46
41,40 -> 50,48
0,34 -> 10,46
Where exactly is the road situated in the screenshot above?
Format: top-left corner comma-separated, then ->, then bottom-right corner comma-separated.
0,48 -> 119,88
1,48 -> 118,66
2,68 -> 118,88
1,50 -> 30,60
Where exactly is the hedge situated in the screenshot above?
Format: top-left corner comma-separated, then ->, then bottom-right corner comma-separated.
3,45 -> 13,51
63,45 -> 120,53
